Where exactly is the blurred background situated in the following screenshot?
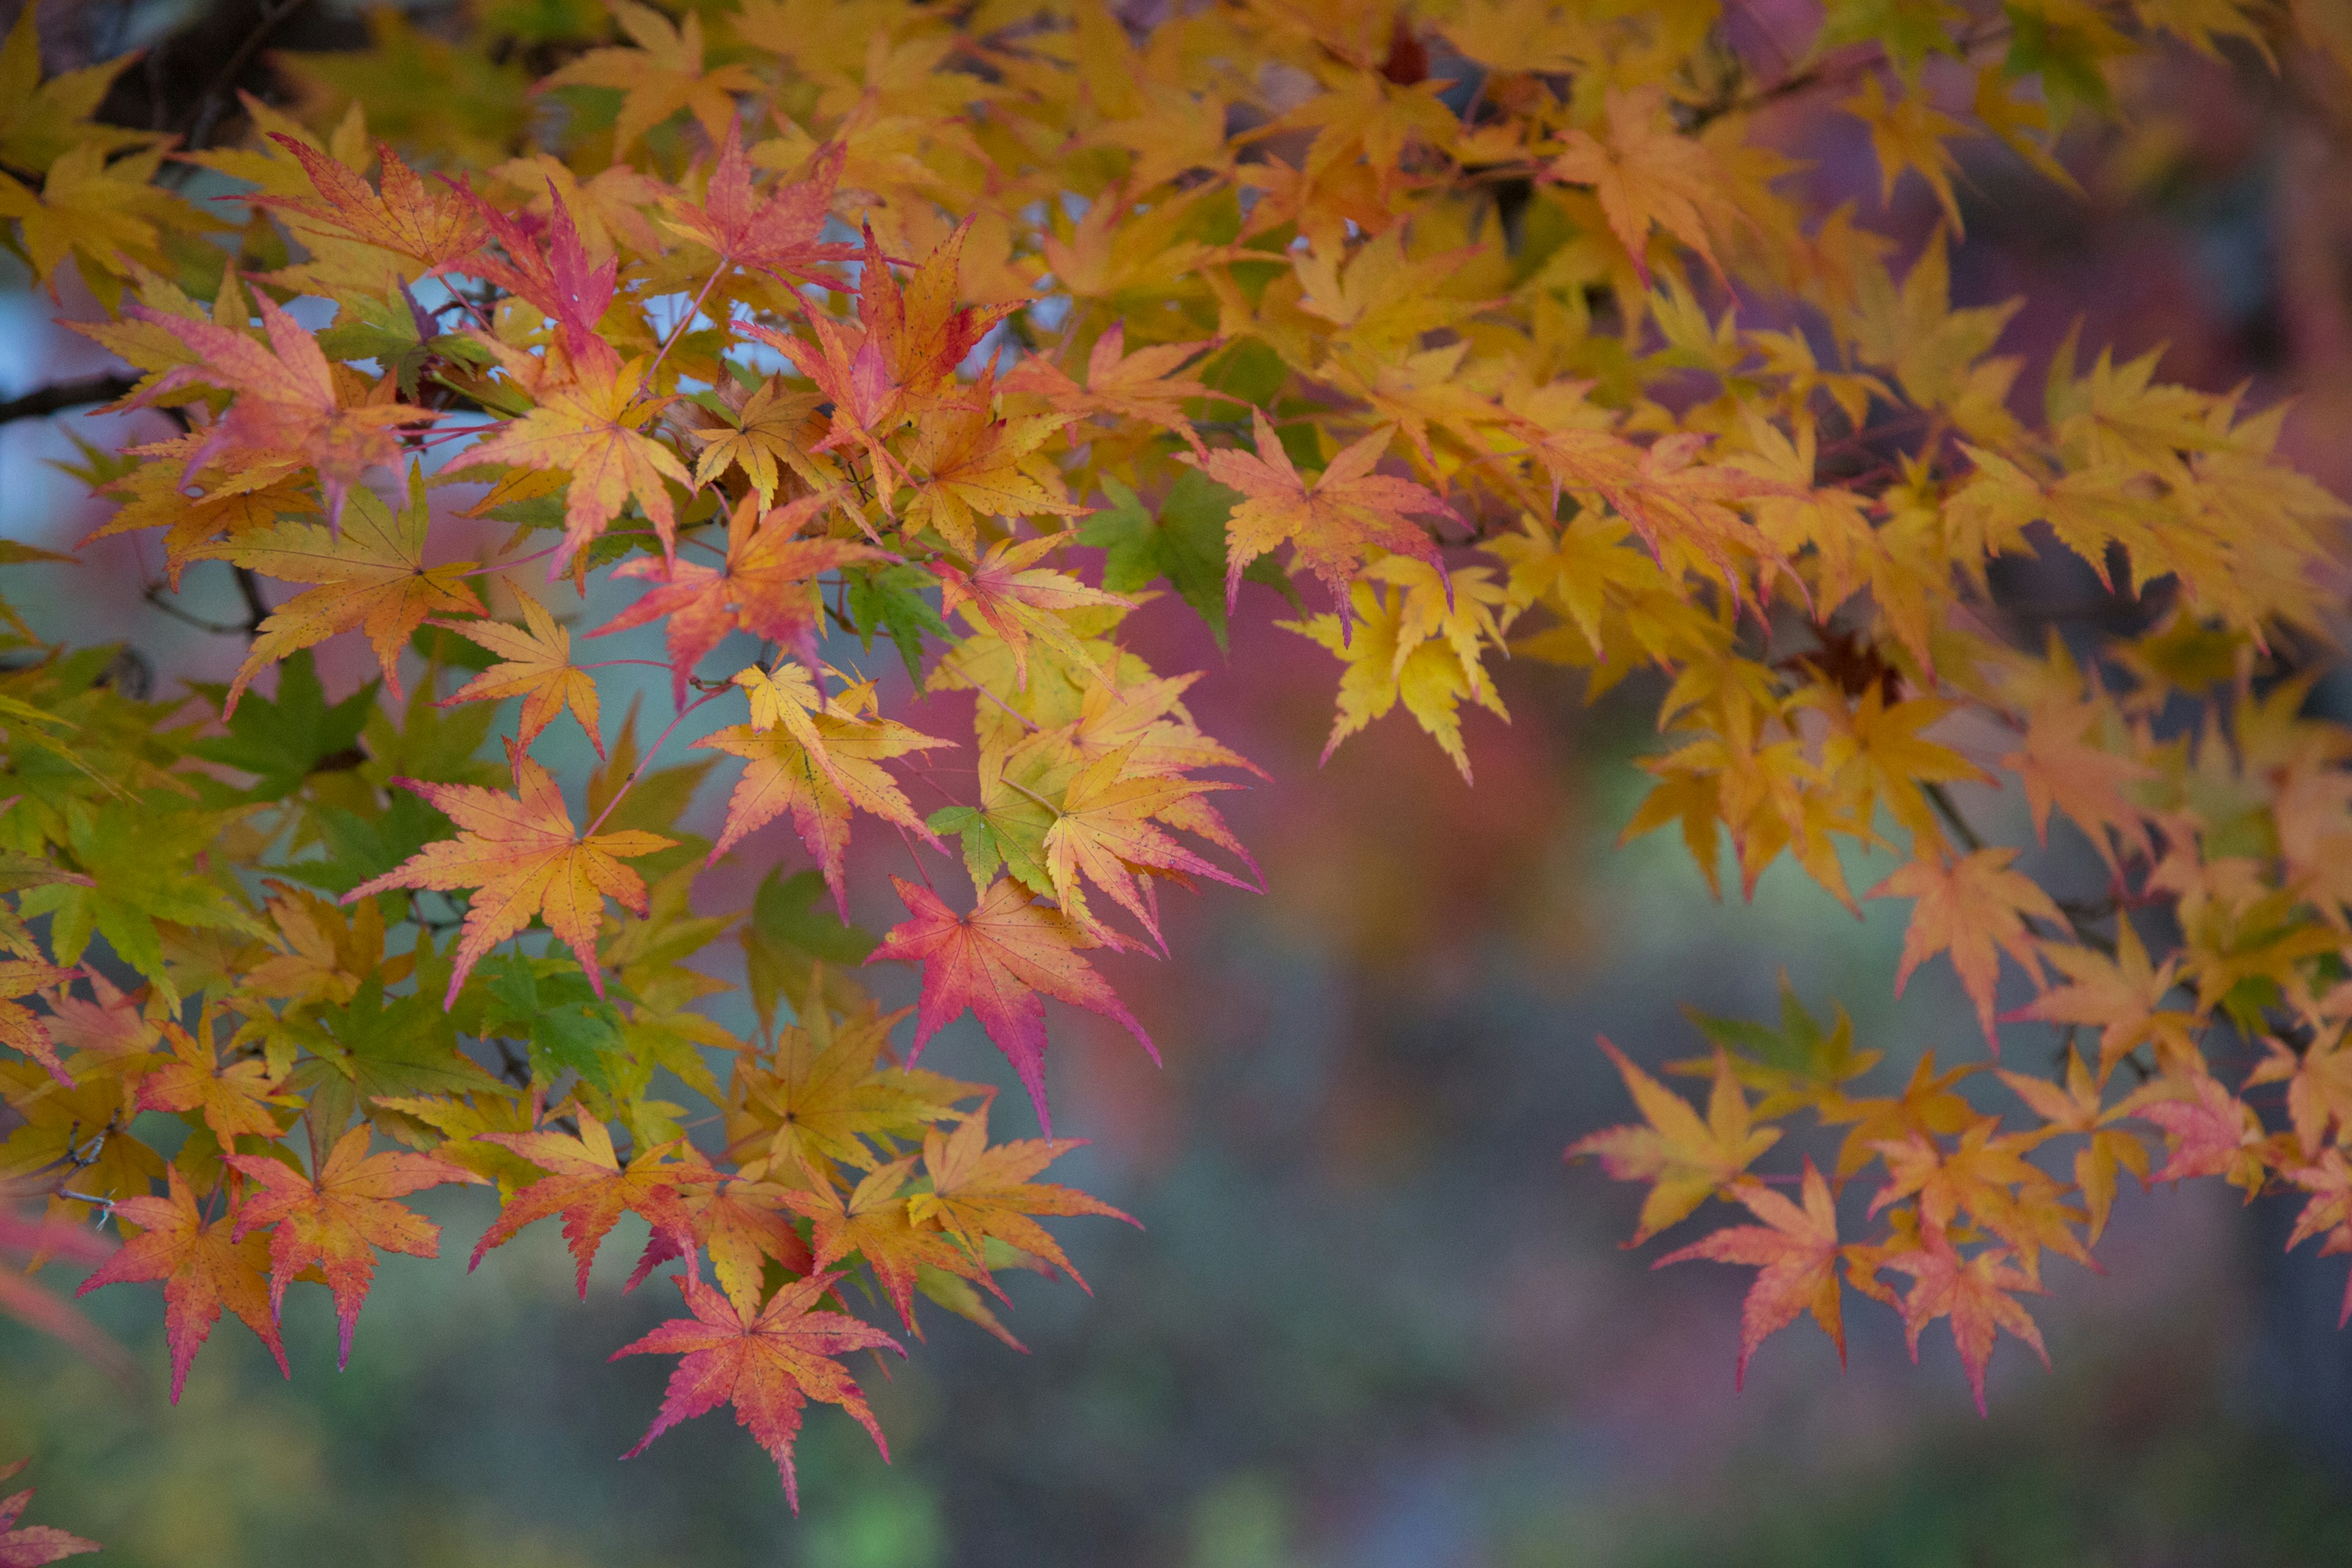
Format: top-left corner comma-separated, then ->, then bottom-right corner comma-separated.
9,2 -> 2352,1564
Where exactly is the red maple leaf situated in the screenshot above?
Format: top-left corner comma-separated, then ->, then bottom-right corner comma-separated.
75,1164 -> 288,1402
1880,1235 -> 2048,1414
593,492 -> 887,701
869,876 -> 1154,1135
661,120 -> 857,286
0,1463 -> 98,1567
612,1271 -> 902,1510
459,178 -> 618,378
1655,1159 -> 1844,1388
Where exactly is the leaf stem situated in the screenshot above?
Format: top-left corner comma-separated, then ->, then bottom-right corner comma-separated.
582,688 -> 725,837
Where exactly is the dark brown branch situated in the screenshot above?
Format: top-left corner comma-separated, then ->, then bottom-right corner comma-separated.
0,375 -> 137,426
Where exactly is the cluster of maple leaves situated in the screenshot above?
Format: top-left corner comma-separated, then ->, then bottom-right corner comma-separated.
0,0 -> 2348,1523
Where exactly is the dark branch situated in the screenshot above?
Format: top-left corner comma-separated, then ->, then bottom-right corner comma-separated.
0,375 -> 138,427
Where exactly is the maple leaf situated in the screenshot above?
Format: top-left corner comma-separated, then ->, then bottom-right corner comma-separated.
434,589 -> 602,753
2130,1070 -> 2267,1192
724,998 -> 979,1179
74,1164 -> 287,1402
537,2 -> 758,154
473,1110 -> 712,1296
1867,1120 -> 2090,1276
1566,1041 -> 1780,1245
1043,742 -> 1250,949
699,661 -> 950,911
225,1125 -> 482,1368
901,393 -> 1085,558
929,534 -> 1131,692
612,1272 -> 901,1510
1001,324 -> 1214,455
685,1181 -> 813,1311
252,134 -> 484,275
1656,1160 -> 1844,1388
345,747 -> 676,1006
852,220 -> 1016,410
1179,411 -> 1455,613
1997,1049 -> 2149,1243
1879,1236 -> 2049,1415
869,876 -> 1155,1135
0,960 -> 77,1085
2246,1025 -> 2352,1156
597,494 -> 889,701
1820,1052 -> 1981,1180
1869,847 -> 2066,1047
200,462 -> 483,714
685,377 -> 826,508
907,1102 -> 1137,1292
458,177 -> 618,377
458,356 -> 692,572
1287,556 -> 1513,782
130,291 -> 437,520
0,1469 -> 97,1568
661,120 -> 856,286
2283,1150 -> 2352,1326
134,1019 -> 295,1149
1548,86 -> 1735,282
786,1155 -> 984,1334
2007,916 -> 2185,1079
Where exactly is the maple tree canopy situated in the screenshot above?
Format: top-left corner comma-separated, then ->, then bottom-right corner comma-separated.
2,0 -> 2351,1534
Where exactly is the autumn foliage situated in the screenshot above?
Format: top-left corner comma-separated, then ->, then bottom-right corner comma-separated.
1,0 -> 2351,1528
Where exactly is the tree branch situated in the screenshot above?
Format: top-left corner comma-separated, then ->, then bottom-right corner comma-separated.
0,375 -> 137,427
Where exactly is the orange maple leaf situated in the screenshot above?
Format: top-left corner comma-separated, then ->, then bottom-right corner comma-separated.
869,875 -> 1155,1135
699,660 -> 951,912
434,589 -> 603,754
784,1155 -> 984,1334
225,1125 -> 482,1367
1566,1040 -> 1780,1244
459,355 -> 691,572
1001,323 -> 1214,455
1998,1048 -> 2149,1243
473,1109 -> 712,1296
595,494 -> 888,700
0,960 -> 78,1084
345,747 -> 676,1005
254,134 -> 484,274
1548,85 -> 1735,283
134,1018 -> 294,1148
1655,1159 -> 1844,1387
1870,846 -> 2065,1047
908,1102 -> 1138,1293
612,1271 -> 901,1510
75,1163 -> 287,1402
1180,410 -> 1455,612
1043,742 -> 1250,949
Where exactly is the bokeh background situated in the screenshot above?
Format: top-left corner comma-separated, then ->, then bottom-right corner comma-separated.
9,2 -> 2352,1564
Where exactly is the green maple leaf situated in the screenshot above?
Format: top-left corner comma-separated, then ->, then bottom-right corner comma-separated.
474,952 -> 629,1093
294,974 -> 510,1136
1082,472 -> 1295,651
191,651 -> 375,801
